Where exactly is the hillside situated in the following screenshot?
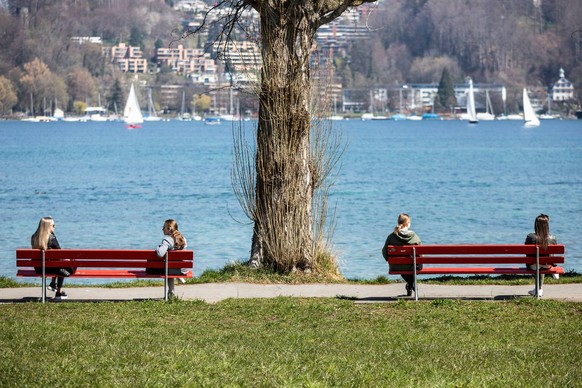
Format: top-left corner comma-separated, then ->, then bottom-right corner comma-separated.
0,0 -> 580,116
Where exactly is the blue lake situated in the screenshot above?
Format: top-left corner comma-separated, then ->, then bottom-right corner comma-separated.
0,118 -> 580,283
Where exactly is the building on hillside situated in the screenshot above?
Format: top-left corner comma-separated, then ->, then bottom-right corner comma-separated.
212,40 -> 261,84
314,7 -> 371,70
551,68 -> 574,101
156,44 -> 218,84
71,36 -> 102,44
102,43 -> 148,73
313,82 -> 344,114
173,0 -> 209,13
316,10 -> 370,54
158,85 -> 185,111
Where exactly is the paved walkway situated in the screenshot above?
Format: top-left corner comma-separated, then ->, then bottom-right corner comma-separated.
1,283 -> 581,303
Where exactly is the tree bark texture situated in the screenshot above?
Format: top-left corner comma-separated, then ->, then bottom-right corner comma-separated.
249,4 -> 318,271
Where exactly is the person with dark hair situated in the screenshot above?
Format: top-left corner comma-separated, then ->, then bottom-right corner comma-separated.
147,219 -> 188,298
382,213 -> 422,297
525,214 -> 558,297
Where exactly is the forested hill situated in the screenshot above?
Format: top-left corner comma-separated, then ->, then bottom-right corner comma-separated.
348,0 -> 582,107
0,0 -> 580,115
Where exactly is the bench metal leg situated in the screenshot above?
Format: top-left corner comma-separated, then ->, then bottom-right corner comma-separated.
164,253 -> 168,301
41,275 -> 46,303
42,251 -> 46,303
413,247 -> 418,301
536,245 -> 541,299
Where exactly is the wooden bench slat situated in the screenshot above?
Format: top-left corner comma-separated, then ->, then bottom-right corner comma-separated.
387,244 -> 565,255
16,249 -> 193,260
17,269 -> 193,278
388,256 -> 564,265
390,267 -> 565,275
16,259 -> 192,268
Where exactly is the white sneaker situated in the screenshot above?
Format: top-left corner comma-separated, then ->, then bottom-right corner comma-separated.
552,273 -> 560,280
528,289 -> 543,297
178,278 -> 186,284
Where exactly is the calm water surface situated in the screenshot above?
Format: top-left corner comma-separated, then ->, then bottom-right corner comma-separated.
1,119 -> 580,283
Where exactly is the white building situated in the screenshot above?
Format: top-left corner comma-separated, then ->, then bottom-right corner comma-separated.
552,68 -> 575,101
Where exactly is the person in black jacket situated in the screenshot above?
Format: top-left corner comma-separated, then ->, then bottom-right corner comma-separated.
382,213 -> 422,296
525,214 -> 558,297
31,216 -> 74,300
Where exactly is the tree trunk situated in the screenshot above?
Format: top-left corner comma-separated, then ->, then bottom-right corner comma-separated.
249,5 -> 318,272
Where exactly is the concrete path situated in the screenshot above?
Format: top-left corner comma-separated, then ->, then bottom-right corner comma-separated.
1,283 -> 581,303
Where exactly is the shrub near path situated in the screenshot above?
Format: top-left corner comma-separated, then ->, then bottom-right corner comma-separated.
1,298 -> 581,386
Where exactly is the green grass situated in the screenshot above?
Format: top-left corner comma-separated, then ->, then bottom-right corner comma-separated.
193,261 -> 347,284
1,298 -> 581,386
0,276 -> 20,288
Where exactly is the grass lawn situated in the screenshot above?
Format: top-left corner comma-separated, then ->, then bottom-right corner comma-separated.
1,298 -> 581,386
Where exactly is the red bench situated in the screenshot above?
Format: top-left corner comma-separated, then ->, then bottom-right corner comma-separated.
386,244 -> 565,300
16,249 -> 194,302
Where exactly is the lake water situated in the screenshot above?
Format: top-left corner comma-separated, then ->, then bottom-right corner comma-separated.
1,118 -> 580,283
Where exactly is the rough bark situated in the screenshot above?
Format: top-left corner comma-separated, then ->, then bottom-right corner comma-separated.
248,4 -> 317,271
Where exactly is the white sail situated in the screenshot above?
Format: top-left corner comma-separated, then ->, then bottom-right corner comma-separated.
144,87 -> 161,121
123,84 -> 143,125
523,88 -> 540,127
467,79 -> 478,124
477,90 -> 495,120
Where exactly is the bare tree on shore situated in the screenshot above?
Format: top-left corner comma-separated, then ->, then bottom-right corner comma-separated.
186,0 -> 376,274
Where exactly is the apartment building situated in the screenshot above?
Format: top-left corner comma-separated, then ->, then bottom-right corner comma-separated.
212,40 -> 261,83
102,43 -> 148,74
156,44 -> 219,84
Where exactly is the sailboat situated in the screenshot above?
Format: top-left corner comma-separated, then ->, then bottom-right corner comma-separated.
219,87 -> 236,121
143,87 -> 162,122
477,90 -> 495,120
21,93 -> 41,122
123,83 -> 143,128
466,79 -> 478,124
177,91 -> 191,121
362,90 -> 389,120
523,88 -> 540,127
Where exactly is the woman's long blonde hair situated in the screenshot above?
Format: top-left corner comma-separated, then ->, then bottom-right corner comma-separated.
393,213 -> 410,234
31,216 -> 55,250
164,219 -> 186,250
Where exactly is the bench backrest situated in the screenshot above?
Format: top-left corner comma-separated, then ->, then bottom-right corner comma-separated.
16,249 -> 194,269
386,244 -> 565,265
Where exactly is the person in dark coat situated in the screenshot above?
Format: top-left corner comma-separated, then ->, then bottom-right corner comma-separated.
525,213 -> 558,298
31,216 -> 74,300
382,213 -> 422,296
